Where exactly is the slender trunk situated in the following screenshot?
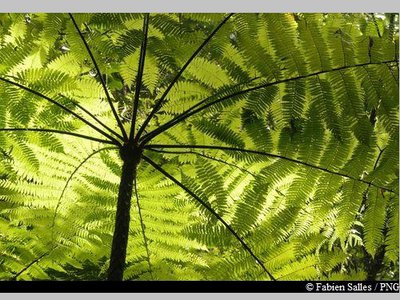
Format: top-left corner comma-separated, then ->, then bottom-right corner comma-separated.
107,145 -> 139,281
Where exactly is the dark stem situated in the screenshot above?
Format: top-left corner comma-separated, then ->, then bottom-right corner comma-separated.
373,147 -> 386,171
107,143 -> 141,281
133,178 -> 154,279
10,248 -> 56,281
145,144 -> 394,193
51,147 -> 118,242
11,223 -> 99,280
143,155 -> 276,281
69,13 -> 128,142
370,14 -> 382,38
130,13 -> 149,141
140,60 -> 398,145
140,75 -> 261,145
0,76 -> 121,146
148,147 -> 288,200
136,13 -> 234,142
59,94 -> 124,141
361,147 -> 386,208
0,128 -> 116,145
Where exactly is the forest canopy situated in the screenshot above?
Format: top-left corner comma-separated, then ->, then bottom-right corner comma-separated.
0,13 -> 398,281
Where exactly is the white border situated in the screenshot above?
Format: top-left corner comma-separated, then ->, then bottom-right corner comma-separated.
0,0 -> 398,299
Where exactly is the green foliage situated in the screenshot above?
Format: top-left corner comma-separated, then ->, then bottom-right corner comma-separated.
0,13 -> 398,281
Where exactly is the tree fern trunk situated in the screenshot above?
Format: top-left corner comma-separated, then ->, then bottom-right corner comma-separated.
107,145 -> 139,281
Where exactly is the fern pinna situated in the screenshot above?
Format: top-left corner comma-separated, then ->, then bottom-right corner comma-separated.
0,13 -> 398,281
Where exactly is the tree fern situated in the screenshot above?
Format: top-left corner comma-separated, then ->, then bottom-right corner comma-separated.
0,13 -> 398,282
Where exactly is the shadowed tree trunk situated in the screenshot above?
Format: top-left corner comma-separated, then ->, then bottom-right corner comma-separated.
366,244 -> 386,281
107,143 -> 141,281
